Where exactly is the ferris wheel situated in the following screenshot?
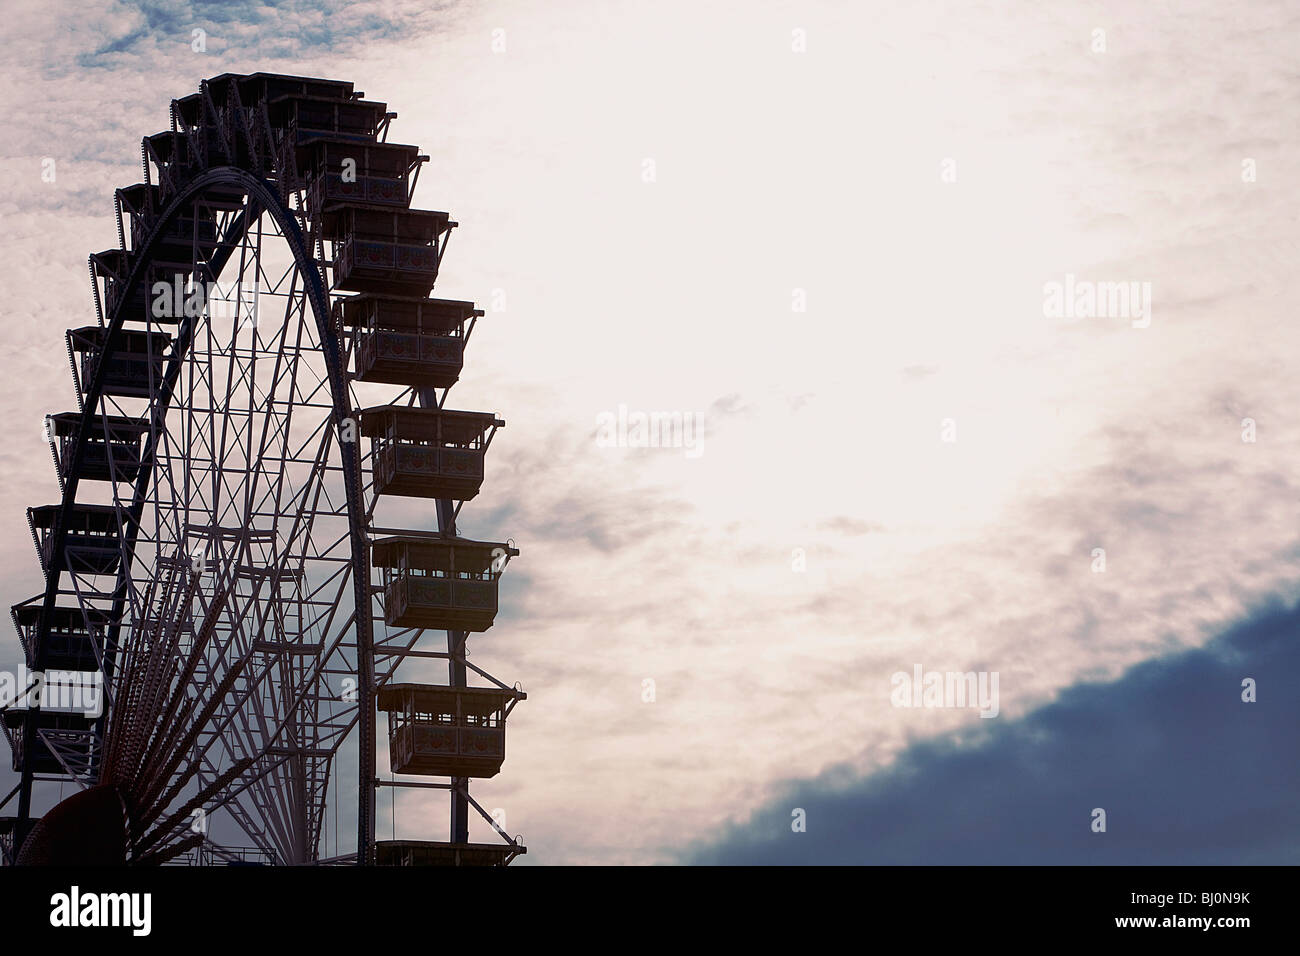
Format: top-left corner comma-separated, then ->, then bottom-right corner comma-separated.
0,73 -> 525,867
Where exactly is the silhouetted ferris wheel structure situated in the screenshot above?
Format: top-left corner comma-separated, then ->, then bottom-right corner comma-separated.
0,73 -> 525,866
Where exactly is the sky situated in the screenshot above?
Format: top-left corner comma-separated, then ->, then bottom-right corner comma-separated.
0,0 -> 1297,864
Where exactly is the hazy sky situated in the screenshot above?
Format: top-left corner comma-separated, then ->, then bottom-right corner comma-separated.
0,0 -> 1297,864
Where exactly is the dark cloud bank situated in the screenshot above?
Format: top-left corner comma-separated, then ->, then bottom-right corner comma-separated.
686,600 -> 1300,864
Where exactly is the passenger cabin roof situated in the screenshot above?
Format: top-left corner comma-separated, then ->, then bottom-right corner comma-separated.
117,182 -> 160,212
174,73 -> 359,125
90,250 -> 129,278
236,73 -> 358,102
11,600 -> 108,632
29,503 -> 121,532
145,130 -> 181,162
298,137 -> 421,172
46,412 -> 151,437
269,94 -> 388,127
359,406 -> 502,443
377,682 -> 520,714
171,92 -> 210,127
11,602 -> 110,628
68,326 -> 173,351
336,294 -> 481,330
319,205 -> 451,242
2,709 -> 96,729
371,534 -> 518,571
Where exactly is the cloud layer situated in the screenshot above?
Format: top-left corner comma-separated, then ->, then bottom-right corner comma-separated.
688,599 -> 1300,865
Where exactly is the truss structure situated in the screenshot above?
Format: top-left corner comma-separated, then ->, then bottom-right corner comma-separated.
0,73 -> 525,867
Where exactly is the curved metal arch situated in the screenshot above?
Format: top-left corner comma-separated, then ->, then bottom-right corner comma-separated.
21,167 -> 376,862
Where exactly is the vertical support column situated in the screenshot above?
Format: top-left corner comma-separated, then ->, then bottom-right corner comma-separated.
15,714 -> 38,854
422,386 -> 470,845
18,533 -> 59,852
348,415 -> 376,866
271,171 -> 376,867
437,498 -> 470,844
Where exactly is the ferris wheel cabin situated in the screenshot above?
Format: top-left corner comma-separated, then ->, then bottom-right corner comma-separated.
266,92 -> 390,145
27,504 -> 124,576
47,413 -> 149,484
361,406 -> 501,500
338,294 -> 478,389
67,326 -> 171,399
301,139 -> 424,213
321,206 -> 454,296
2,709 -> 97,775
378,683 -> 523,778
371,535 -> 517,631
10,602 -> 107,672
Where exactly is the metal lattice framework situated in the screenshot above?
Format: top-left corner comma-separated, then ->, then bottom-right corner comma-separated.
0,73 -> 524,867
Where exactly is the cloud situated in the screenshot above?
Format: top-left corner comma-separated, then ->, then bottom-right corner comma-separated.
685,599 -> 1300,864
